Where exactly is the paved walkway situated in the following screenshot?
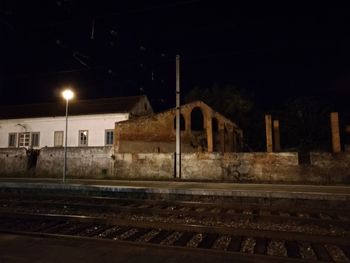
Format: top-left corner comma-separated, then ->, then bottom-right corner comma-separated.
0,178 -> 350,200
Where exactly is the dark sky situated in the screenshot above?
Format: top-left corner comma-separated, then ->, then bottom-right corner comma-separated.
1,1 -> 350,111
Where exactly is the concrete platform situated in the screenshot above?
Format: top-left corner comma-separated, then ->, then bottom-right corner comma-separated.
0,178 -> 349,202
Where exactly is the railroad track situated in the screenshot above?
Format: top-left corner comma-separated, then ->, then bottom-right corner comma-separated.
0,194 -> 349,231
0,211 -> 349,262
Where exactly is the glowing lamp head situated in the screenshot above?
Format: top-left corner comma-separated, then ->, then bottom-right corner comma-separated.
62,89 -> 74,100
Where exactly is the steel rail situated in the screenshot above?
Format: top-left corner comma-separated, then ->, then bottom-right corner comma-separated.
1,193 -> 349,215
1,199 -> 349,230
0,211 -> 349,246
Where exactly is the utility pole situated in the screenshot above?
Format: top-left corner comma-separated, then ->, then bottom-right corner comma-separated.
175,55 -> 181,179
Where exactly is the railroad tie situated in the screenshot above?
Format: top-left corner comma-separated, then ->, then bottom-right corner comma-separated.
173,232 -> 195,246
124,228 -> 150,242
340,245 -> 350,260
61,223 -> 91,235
227,236 -> 242,252
312,244 -> 332,261
197,233 -> 219,249
285,241 -> 301,258
254,238 -> 268,255
42,221 -> 70,233
148,230 -> 173,244
31,220 -> 64,232
85,225 -> 111,237
104,226 -> 131,239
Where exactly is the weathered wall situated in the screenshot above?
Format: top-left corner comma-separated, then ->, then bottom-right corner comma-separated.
112,152 -> 350,183
112,152 -> 301,182
1,147 -> 350,184
114,153 -> 173,180
0,148 -> 28,176
306,152 -> 350,183
35,147 -> 115,178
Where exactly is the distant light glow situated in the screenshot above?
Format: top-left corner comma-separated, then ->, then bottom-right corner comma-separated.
62,89 -> 74,100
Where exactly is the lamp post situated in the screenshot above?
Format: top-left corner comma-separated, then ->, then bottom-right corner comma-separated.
62,89 -> 74,183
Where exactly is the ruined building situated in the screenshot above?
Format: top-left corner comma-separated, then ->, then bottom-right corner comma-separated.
115,101 -> 243,153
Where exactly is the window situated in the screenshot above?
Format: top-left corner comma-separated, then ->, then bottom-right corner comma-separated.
54,131 -> 64,147
105,130 -> 114,146
79,130 -> 88,146
31,132 -> 40,147
191,107 -> 204,131
8,133 -> 17,147
19,132 -> 30,147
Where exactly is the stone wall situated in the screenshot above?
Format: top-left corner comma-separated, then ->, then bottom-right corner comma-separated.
112,152 -> 301,182
0,148 -> 27,176
1,147 -> 350,184
112,152 -> 350,183
306,152 -> 350,183
35,147 -> 115,178
114,153 -> 173,180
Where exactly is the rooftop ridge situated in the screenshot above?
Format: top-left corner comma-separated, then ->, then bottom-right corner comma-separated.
0,95 -> 149,119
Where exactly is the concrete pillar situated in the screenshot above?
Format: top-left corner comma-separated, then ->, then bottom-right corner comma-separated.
330,112 -> 341,153
206,117 -> 213,153
265,114 -> 273,153
273,120 -> 281,152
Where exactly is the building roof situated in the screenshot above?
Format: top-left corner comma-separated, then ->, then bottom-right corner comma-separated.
0,95 -> 147,119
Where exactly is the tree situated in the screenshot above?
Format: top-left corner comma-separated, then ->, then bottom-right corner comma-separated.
185,84 -> 263,150
281,97 -> 333,152
185,84 -> 254,127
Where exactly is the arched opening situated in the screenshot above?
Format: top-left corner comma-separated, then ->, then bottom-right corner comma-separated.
173,114 -> 185,131
212,118 -> 219,132
212,118 -> 220,152
191,107 -> 204,131
190,107 -> 207,151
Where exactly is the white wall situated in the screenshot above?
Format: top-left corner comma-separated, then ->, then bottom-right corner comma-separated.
0,113 -> 129,148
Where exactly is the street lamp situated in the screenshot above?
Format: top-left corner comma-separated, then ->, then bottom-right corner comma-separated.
62,88 -> 74,183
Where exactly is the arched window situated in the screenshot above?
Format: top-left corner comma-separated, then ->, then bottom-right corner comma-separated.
173,114 -> 185,130
191,107 -> 204,131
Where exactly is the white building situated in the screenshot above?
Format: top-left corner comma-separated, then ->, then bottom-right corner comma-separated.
0,95 -> 153,149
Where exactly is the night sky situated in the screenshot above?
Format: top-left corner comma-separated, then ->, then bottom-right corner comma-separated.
1,2 -> 350,111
